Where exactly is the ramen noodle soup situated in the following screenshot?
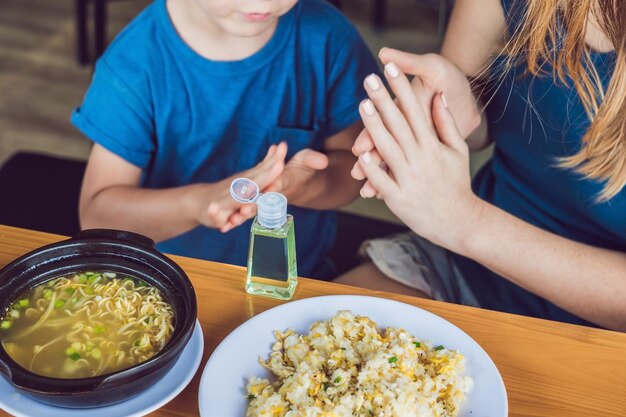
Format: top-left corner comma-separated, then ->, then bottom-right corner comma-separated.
246,311 -> 472,417
0,272 -> 174,379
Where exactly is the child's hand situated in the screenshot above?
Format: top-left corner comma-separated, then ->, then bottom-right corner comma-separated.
197,143 -> 288,233
264,148 -> 329,203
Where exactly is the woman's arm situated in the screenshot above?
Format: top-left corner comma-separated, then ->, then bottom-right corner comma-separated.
356,65 -> 626,332
460,200 -> 626,332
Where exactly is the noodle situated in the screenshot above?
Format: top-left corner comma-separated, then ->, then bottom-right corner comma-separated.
0,272 -> 175,379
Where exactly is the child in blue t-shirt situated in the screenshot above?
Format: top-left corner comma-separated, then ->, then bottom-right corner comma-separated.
72,0 -> 378,279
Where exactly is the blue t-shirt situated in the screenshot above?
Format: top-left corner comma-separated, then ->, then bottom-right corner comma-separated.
72,0 -> 378,279
454,0 -> 624,326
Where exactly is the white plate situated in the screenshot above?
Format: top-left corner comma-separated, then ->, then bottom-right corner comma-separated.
199,295 -> 507,416
0,320 -> 204,417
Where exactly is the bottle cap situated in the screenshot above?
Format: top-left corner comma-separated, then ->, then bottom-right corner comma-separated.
229,178 -> 288,229
257,192 -> 288,229
230,178 -> 260,204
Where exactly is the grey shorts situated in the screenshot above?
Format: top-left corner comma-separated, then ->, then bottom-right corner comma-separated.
361,232 -> 481,308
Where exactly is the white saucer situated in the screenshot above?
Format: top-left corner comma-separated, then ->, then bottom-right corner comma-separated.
0,320 -> 203,417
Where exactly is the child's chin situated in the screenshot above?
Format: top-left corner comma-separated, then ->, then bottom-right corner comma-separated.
227,20 -> 276,38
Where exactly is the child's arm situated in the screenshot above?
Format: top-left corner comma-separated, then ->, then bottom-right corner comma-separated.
266,121 -> 364,210
79,143 -> 287,242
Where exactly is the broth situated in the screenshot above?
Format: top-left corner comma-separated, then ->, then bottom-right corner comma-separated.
0,272 -> 175,379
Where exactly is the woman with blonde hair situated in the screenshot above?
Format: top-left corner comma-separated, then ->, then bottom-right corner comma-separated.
337,0 -> 626,330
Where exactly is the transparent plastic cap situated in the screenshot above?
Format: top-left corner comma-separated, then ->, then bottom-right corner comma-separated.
230,178 -> 260,204
230,178 -> 288,229
256,192 -> 288,229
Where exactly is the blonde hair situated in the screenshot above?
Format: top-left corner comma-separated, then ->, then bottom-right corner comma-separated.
503,0 -> 625,201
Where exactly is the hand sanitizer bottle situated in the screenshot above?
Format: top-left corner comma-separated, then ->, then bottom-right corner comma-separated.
230,178 -> 297,300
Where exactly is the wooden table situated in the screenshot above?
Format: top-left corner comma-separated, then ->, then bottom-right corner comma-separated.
0,225 -> 625,416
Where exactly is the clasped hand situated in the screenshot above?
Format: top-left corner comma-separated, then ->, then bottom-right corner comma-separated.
198,142 -> 328,233
351,49 -> 483,250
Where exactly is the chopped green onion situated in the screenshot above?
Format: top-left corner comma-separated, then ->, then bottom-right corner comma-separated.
323,382 -> 330,391
434,345 -> 445,351
18,299 -> 29,308
54,299 -> 66,309
71,297 -> 78,304
9,310 -> 19,319
245,394 -> 255,400
71,342 -> 82,351
77,274 -> 88,284
43,289 -> 52,300
65,347 -> 76,356
91,348 -> 102,359
136,280 -> 148,287
65,287 -> 76,295
69,352 -> 81,361
93,325 -> 106,333
413,342 -> 421,348
334,376 -> 341,384
0,321 -> 11,330
84,286 -> 94,295
388,356 -> 398,364
87,275 -> 100,285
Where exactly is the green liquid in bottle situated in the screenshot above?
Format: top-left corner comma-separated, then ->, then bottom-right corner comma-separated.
245,215 -> 297,300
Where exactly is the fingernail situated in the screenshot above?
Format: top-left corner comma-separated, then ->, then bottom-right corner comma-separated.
365,74 -> 380,90
361,151 -> 372,164
441,93 -> 448,109
362,99 -> 375,116
360,188 -> 370,199
385,62 -> 399,78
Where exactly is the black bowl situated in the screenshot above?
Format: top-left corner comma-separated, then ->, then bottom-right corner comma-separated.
0,229 -> 197,408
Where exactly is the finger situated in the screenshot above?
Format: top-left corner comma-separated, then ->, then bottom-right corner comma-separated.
262,144 -> 277,162
378,48 -> 440,80
358,151 -> 398,200
352,147 -> 383,180
207,202 -> 231,229
352,160 -> 365,180
384,62 -> 434,146
249,143 -> 287,187
352,128 -> 375,156
364,74 -> 419,156
357,150 -> 383,198
239,203 -> 257,218
360,180 -> 378,198
432,93 -> 467,153
359,99 -> 406,178
290,149 -> 329,170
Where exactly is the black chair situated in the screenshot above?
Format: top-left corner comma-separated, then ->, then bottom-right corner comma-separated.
0,153 -> 86,236
330,211 -> 407,276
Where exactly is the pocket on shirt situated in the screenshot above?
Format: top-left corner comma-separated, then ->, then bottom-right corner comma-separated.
269,127 -> 320,161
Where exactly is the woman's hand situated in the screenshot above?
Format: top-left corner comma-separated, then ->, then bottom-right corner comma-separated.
352,49 -> 482,198
356,67 -> 483,251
